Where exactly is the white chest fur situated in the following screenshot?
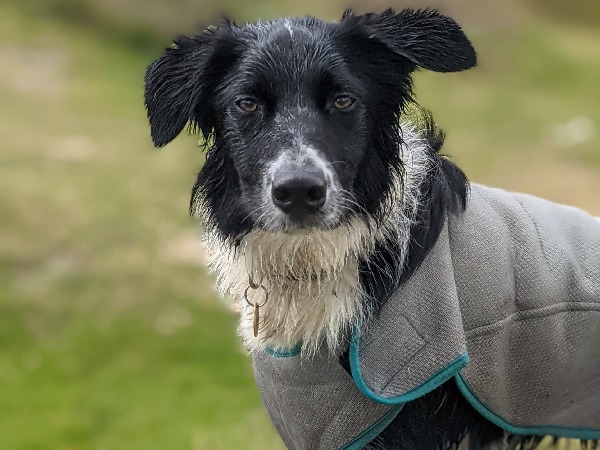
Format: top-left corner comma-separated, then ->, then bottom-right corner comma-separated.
202,126 -> 431,355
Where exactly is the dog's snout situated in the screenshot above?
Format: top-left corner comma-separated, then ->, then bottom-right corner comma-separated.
272,171 -> 327,216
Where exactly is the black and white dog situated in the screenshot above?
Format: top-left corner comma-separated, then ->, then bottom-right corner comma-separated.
144,9 -> 599,450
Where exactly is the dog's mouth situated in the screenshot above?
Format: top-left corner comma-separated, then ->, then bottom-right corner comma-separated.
256,210 -> 345,234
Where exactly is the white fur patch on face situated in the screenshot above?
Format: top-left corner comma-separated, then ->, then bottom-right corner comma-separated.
202,123 -> 432,355
300,145 -> 334,183
255,144 -> 341,230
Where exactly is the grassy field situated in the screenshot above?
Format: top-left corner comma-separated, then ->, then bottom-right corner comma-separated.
0,1 -> 598,449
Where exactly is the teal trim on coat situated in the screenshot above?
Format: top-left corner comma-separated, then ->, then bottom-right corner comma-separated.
455,374 -> 600,440
340,404 -> 405,450
349,328 -> 469,405
264,344 -> 302,358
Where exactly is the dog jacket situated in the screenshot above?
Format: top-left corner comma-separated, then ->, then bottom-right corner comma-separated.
252,183 -> 600,449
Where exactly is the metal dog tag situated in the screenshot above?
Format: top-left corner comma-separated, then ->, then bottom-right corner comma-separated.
253,302 -> 260,337
244,281 -> 268,338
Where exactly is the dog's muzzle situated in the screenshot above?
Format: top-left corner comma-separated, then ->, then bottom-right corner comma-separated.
271,169 -> 327,219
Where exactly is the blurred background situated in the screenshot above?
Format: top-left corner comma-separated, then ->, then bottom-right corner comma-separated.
0,0 -> 599,448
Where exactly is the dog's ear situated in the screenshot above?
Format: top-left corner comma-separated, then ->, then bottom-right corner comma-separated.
144,23 -> 240,147
340,8 -> 476,73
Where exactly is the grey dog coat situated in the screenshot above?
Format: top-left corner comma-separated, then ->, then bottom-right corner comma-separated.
251,184 -> 600,449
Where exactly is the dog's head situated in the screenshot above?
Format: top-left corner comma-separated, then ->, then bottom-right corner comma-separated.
145,9 -> 475,242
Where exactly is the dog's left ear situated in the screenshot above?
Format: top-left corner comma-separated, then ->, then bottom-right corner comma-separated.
341,8 -> 477,73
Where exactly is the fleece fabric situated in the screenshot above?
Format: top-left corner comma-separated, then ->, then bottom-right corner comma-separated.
252,184 -> 600,449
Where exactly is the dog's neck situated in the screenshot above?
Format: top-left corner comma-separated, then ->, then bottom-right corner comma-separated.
203,125 -> 432,355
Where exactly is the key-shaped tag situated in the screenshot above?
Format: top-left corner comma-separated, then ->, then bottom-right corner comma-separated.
253,302 -> 260,337
244,282 -> 268,338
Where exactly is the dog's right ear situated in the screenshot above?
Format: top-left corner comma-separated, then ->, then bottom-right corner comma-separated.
144,24 -> 240,147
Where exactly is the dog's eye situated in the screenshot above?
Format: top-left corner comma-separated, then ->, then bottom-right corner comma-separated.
334,96 -> 355,110
236,98 -> 258,113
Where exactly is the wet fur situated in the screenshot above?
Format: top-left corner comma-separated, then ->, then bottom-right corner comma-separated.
144,9 -> 593,450
199,123 -> 431,355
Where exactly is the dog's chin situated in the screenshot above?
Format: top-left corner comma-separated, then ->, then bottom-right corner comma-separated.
256,212 -> 346,234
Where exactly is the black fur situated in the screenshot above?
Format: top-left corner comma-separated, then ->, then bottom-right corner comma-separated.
358,113 -> 469,313
144,9 -> 595,450
369,380 -> 504,450
145,9 -> 476,244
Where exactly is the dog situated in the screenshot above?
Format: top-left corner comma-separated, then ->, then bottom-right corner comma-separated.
144,9 -> 600,450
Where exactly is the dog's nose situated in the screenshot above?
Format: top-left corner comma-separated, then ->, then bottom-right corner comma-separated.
271,171 -> 327,216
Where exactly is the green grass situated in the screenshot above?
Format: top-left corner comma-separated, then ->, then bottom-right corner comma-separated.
1,1 -> 599,449
0,4 -> 284,449
414,22 -> 600,212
